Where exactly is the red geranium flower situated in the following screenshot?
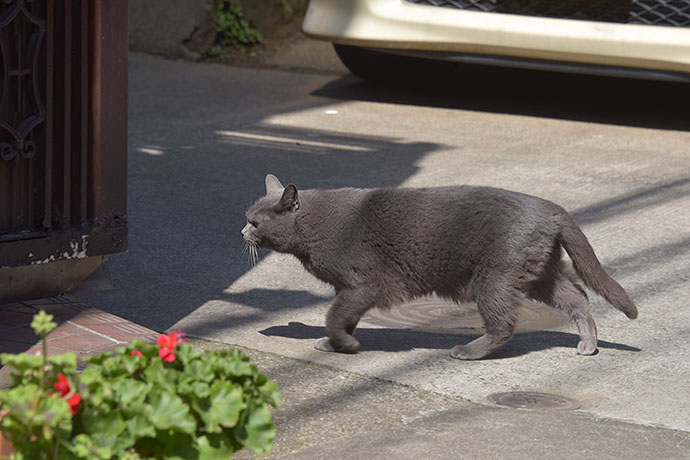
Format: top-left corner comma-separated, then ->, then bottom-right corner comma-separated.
156,331 -> 186,363
52,373 -> 81,415
157,331 -> 185,349
158,346 -> 176,363
130,350 -> 143,357
53,373 -> 70,397
67,393 -> 82,415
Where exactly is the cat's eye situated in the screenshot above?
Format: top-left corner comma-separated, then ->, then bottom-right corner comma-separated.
248,220 -> 259,228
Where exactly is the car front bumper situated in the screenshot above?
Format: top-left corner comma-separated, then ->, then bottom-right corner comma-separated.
303,0 -> 690,77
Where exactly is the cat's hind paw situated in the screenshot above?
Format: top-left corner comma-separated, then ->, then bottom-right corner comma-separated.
314,337 -> 336,352
314,337 -> 360,354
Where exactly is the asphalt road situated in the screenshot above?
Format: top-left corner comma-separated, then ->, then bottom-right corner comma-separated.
79,49 -> 690,455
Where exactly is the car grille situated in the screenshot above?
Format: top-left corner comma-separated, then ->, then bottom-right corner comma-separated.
406,0 -> 690,27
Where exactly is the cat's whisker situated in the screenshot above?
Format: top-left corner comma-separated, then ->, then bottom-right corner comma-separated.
241,240 -> 257,268
247,243 -> 260,267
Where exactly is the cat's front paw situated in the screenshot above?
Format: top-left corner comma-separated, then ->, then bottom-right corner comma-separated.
576,340 -> 598,356
450,345 -> 470,360
450,345 -> 485,360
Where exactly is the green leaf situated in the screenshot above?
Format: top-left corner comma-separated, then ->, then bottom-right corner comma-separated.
0,384 -> 71,429
149,390 -> 196,434
194,381 -> 211,398
174,342 -> 199,363
121,452 -> 146,460
38,392 -> 73,428
143,359 -> 178,394
122,354 -> 141,375
125,414 -> 157,439
82,351 -> 112,366
30,309 -> 57,336
112,379 -> 151,411
195,434 -> 236,460
47,352 -> 78,374
179,380 -> 210,400
258,379 -> 282,407
226,359 -> 253,378
242,404 -> 275,454
155,429 -> 197,459
79,372 -> 111,408
0,353 -> 43,372
200,381 -> 245,431
90,431 -> 118,453
81,408 -> 127,438
70,433 -> 113,460
212,2 -> 261,52
0,386 -> 74,457
79,364 -> 104,386
185,359 -> 214,382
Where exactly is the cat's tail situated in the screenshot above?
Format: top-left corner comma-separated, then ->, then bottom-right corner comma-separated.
556,209 -> 638,319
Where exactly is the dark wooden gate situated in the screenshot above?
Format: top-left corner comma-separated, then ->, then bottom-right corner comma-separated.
0,0 -> 127,301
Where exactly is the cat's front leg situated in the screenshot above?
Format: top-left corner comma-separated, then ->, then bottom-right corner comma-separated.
314,289 -> 370,353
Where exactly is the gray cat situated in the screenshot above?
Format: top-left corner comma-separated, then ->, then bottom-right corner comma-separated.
242,174 -> 637,360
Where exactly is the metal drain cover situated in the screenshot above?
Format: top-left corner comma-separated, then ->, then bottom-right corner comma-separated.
489,391 -> 581,410
361,297 -> 568,335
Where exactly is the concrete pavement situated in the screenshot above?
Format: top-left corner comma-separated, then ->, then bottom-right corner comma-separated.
193,339 -> 690,460
77,46 -> 690,457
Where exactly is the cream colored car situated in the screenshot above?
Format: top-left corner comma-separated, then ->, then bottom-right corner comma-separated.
303,0 -> 690,82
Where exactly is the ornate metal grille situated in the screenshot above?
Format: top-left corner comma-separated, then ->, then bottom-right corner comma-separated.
0,0 -> 128,269
0,0 -> 47,236
406,0 -> 690,27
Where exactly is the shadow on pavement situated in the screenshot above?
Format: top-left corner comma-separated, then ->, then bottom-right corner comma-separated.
223,289 -> 330,310
572,176 -> 690,225
259,321 -> 641,357
313,65 -> 690,131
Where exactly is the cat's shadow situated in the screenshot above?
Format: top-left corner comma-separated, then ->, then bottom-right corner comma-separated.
259,321 -> 641,358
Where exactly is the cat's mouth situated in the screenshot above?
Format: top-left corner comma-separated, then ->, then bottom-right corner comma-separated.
242,233 -> 260,246
241,223 -> 261,245
242,232 -> 262,249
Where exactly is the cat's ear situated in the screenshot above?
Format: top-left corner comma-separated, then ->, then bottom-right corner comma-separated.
265,174 -> 284,196
278,184 -> 300,212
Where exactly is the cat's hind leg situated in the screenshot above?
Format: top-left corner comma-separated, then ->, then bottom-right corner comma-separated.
451,285 -> 519,360
315,289 -> 373,354
531,273 -> 598,355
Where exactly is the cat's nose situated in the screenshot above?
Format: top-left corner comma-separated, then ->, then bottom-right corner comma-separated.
241,223 -> 251,236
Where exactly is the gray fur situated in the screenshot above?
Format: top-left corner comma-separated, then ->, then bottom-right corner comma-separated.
243,174 -> 637,360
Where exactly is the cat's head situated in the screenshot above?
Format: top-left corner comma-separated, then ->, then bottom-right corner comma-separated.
242,174 -> 300,254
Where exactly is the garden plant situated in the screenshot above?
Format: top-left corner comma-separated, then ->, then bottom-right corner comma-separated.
0,310 -> 280,459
